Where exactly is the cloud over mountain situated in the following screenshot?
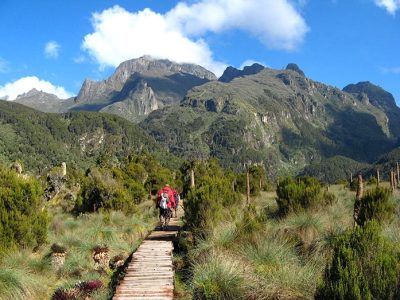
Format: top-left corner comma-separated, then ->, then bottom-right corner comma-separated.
0,76 -> 72,100
374,0 -> 400,14
82,0 -> 308,75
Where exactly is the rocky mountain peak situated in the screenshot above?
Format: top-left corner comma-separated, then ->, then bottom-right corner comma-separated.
16,88 -> 60,101
285,63 -> 305,77
343,81 -> 397,109
219,63 -> 265,83
115,56 -> 217,82
75,56 -> 217,104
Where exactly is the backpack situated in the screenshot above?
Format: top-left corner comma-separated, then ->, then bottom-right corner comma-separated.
159,192 -> 169,209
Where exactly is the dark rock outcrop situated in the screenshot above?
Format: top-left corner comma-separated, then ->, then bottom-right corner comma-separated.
219,63 -> 265,82
286,63 -> 305,77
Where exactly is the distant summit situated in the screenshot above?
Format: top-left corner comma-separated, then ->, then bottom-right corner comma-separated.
343,81 -> 397,109
343,81 -> 400,136
219,63 -> 265,83
285,63 -> 305,76
16,88 -> 59,101
14,89 -> 74,113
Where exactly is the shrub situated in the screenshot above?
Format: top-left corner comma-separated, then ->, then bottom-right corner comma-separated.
276,177 -> 331,216
0,167 -> 48,253
315,221 -> 400,300
184,160 -> 240,236
75,168 -> 135,214
235,165 -> 272,196
354,187 -> 395,226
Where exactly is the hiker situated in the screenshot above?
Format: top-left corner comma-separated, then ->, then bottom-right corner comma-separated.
173,190 -> 180,218
156,185 -> 176,226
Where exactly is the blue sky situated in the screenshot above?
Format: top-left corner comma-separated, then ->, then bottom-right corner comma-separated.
0,0 -> 399,103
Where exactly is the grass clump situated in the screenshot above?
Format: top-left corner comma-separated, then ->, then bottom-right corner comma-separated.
191,253 -> 245,300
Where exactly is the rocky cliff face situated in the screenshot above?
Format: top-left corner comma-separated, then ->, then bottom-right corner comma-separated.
100,79 -> 160,122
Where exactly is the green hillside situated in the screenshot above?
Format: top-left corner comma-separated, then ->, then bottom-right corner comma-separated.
0,101 -> 179,173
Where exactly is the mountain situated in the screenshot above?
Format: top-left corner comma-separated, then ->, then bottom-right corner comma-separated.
14,89 -> 74,113
0,101 -> 179,173
141,66 -> 399,177
343,81 -> 400,137
68,56 -> 216,122
13,57 -> 216,122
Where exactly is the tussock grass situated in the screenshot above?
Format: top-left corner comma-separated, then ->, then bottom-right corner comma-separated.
191,252 -> 246,300
0,201 -> 157,299
183,184 -> 367,299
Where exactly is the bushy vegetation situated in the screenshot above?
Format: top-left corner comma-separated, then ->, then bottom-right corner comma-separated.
75,167 -> 135,214
276,176 -> 334,216
235,165 -> 272,196
354,187 -> 395,226
0,150 -> 174,299
316,221 -> 400,299
301,156 -> 370,184
75,153 -> 176,214
183,160 -> 241,236
0,166 -> 48,254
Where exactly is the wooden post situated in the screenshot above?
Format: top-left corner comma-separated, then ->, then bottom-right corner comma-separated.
390,170 -> 395,192
397,162 -> 400,186
356,174 -> 363,201
190,169 -> 195,188
376,169 -> 380,187
350,172 -> 353,183
246,170 -> 250,206
354,174 -> 363,227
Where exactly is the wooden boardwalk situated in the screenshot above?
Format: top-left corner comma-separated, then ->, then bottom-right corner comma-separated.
113,208 -> 182,300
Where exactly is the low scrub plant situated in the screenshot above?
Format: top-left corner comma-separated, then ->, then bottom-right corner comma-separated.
354,187 -> 395,226
276,177 -> 333,216
315,221 -> 400,299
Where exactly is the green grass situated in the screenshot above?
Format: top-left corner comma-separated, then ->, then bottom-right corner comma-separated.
181,184 -> 400,299
0,201 -> 157,299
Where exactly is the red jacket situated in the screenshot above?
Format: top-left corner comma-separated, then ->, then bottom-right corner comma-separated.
157,186 -> 176,209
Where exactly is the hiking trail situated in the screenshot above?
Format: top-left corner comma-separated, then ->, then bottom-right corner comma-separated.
113,204 -> 183,300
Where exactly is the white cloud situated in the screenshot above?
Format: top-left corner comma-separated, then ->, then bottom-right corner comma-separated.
45,41 -> 61,58
82,6 -> 226,75
374,0 -> 400,14
0,76 -> 72,100
0,57 -> 9,73
166,0 -> 308,49
82,1 -> 308,76
382,66 -> 400,74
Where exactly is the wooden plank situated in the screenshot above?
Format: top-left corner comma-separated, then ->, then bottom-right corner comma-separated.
112,202 -> 184,299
